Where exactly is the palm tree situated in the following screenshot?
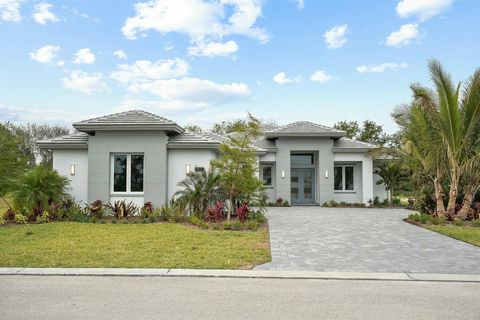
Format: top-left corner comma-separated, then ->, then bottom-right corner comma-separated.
13,166 -> 69,216
374,161 -> 409,204
173,170 -> 222,216
392,98 -> 447,216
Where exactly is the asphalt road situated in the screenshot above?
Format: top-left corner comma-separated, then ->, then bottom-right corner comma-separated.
1,276 -> 479,320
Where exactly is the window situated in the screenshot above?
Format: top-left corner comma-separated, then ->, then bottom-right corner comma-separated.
261,165 -> 273,186
195,166 -> 205,172
111,154 -> 144,193
334,165 -> 354,191
291,154 -> 313,165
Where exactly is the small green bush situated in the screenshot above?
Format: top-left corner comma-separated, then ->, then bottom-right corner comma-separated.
111,218 -> 117,224
14,213 -> 27,224
453,218 -> 464,227
392,198 -> 401,207
0,214 -> 4,225
408,213 -> 432,224
67,207 -> 89,223
471,220 -> 480,227
223,222 -> 232,230
212,223 -> 221,230
431,217 -> 447,225
168,207 -> 187,223
231,221 -> 243,231
36,211 -> 50,224
373,196 -> 380,206
249,210 -> 266,224
246,220 -> 259,230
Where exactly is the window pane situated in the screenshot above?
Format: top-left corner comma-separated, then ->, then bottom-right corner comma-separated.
262,166 -> 272,186
130,155 -> 144,192
195,166 -> 205,172
114,155 -> 127,192
291,154 -> 313,165
334,166 -> 343,190
345,166 -> 354,190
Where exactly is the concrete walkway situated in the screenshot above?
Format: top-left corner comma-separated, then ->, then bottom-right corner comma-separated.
256,207 -> 480,274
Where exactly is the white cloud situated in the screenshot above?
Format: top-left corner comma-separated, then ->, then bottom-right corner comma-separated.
73,48 -> 96,64
121,0 -> 268,44
386,23 -> 420,47
29,45 -> 60,64
164,42 -> 175,51
296,0 -> 304,9
33,3 -> 59,25
62,70 -> 109,94
188,40 -> 239,57
310,70 -> 332,83
0,0 -> 24,22
396,0 -> 453,21
356,62 -> 408,73
117,99 -> 208,113
111,59 -> 190,84
128,77 -> 250,105
323,24 -> 348,49
273,72 -> 301,84
113,50 -> 127,60
0,103 -> 84,124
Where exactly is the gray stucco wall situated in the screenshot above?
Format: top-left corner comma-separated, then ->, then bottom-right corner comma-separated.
53,149 -> 88,204
274,137 -> 335,204
87,131 -> 168,207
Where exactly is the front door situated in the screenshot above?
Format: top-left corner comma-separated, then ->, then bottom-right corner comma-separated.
291,168 -> 315,204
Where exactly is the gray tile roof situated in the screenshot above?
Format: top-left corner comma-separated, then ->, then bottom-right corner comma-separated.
333,137 -> 377,150
73,110 -> 183,133
265,121 -> 345,138
37,132 -> 89,149
167,130 -> 223,148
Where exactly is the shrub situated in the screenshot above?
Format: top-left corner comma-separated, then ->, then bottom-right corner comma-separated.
87,200 -> 104,219
189,215 -> 209,229
4,208 -> 15,221
381,199 -> 389,206
0,214 -> 4,225
111,218 -> 117,224
431,217 -> 447,225
276,198 -> 283,205
14,213 -> 27,224
392,198 -> 401,207
453,218 -> 464,227
107,200 -> 138,219
206,201 -> 224,222
36,211 -> 49,224
472,220 -> 480,227
236,203 -> 249,223
231,221 -> 243,231
140,202 -> 154,218
249,210 -> 266,224
223,222 -> 232,230
67,206 -> 89,222
282,200 -> 289,207
408,213 -> 432,224
167,207 -> 187,223
12,166 -> 69,218
212,223 -> 221,230
246,220 -> 259,230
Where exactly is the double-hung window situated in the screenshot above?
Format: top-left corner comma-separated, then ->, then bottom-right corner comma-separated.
112,154 -> 144,193
260,165 -> 273,187
334,165 -> 354,191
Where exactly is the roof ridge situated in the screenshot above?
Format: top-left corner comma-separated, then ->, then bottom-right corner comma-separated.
267,120 -> 345,133
74,109 -> 175,124
339,136 -> 376,147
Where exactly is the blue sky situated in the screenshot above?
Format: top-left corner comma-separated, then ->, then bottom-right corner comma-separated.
0,0 -> 478,132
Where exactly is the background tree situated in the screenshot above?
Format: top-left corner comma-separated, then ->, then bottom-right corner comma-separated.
211,114 -> 264,220
0,124 -> 28,209
374,161 -> 409,204
184,124 -> 203,134
334,120 -> 390,146
6,123 -> 70,168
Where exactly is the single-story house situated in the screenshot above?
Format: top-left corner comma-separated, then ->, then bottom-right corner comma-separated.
38,110 -> 388,207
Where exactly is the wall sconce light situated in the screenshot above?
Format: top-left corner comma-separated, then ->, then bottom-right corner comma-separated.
70,163 -> 76,176
281,170 -> 285,179
185,164 -> 192,175
324,170 -> 329,179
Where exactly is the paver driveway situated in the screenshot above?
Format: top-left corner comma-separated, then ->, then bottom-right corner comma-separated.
256,207 -> 480,274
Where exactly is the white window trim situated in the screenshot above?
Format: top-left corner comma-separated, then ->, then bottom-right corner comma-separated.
260,164 -> 273,187
334,165 -> 355,192
110,153 -> 145,195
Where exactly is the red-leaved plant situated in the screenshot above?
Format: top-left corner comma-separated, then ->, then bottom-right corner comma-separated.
206,201 -> 224,222
4,208 -> 15,221
143,202 -> 154,214
236,202 -> 250,223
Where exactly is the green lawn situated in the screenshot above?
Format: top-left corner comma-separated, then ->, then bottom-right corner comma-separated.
425,225 -> 480,247
0,222 -> 271,269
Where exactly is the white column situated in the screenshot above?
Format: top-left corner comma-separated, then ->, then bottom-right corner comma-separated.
362,155 -> 374,205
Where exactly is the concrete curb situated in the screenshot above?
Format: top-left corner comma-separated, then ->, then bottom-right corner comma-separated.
1,268 -> 479,282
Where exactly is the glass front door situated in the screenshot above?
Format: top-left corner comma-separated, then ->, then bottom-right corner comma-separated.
291,168 -> 315,204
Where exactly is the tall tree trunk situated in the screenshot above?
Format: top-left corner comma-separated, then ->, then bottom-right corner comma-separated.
433,178 -> 445,217
457,185 -> 478,219
227,191 -> 234,221
446,169 -> 459,215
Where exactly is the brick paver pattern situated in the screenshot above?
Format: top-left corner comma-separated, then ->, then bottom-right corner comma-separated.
255,207 -> 480,274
